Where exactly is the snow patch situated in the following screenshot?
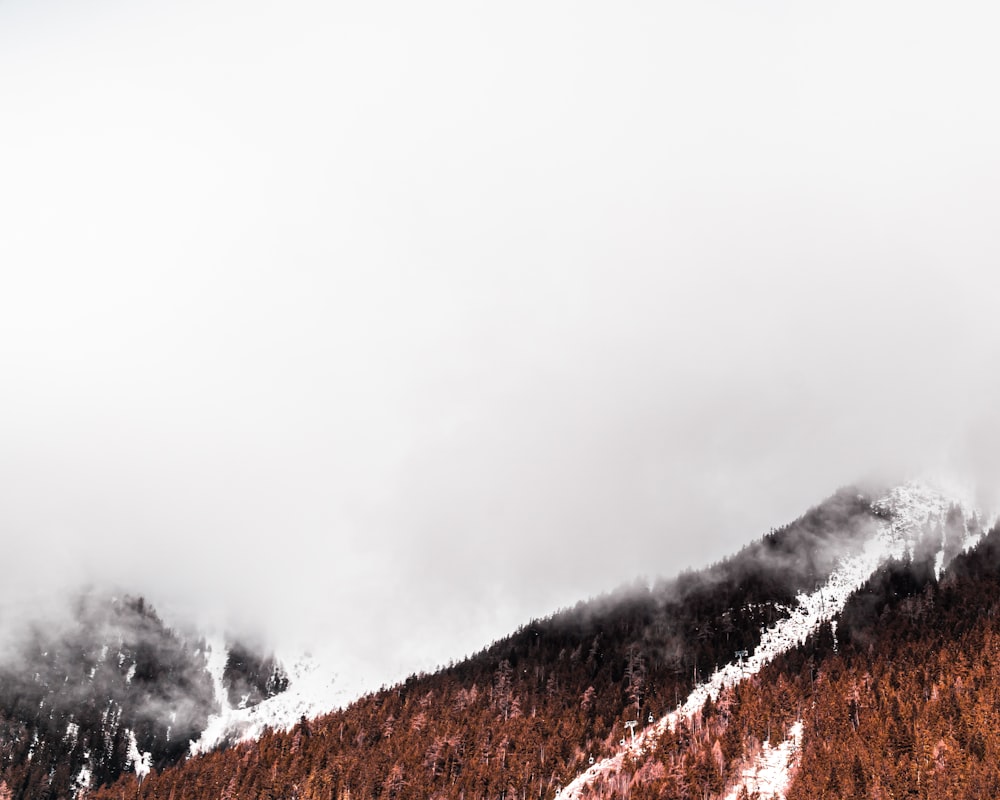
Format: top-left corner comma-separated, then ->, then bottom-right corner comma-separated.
723,721 -> 803,800
203,635 -> 231,714
65,721 -> 79,744
73,755 -> 92,800
189,649 -> 355,755
126,729 -> 152,782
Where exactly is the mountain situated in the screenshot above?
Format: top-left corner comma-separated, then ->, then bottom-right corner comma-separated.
0,593 -> 297,799
4,480 -> 997,800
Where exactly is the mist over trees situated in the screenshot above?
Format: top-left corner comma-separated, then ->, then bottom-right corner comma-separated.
0,592 -> 285,800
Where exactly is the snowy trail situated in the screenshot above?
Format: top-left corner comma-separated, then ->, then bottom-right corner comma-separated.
723,720 -> 803,800
555,483 -> 976,800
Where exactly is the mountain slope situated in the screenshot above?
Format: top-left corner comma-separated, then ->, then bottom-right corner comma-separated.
557,482 -> 985,799
84,483 -> 915,800
0,593 -> 291,799
12,480 -> 993,800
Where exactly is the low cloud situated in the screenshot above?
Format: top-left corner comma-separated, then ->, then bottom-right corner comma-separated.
1,0 -> 999,692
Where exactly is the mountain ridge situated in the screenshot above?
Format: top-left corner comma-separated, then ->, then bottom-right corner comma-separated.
3,478 -> 994,800
0,592 -> 295,798
75,479 -> 989,800
556,481 -> 985,800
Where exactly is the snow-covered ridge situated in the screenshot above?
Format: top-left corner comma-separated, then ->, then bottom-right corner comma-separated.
556,481 -> 981,800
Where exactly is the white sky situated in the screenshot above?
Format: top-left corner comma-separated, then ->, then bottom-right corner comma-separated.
2,0 -> 1000,690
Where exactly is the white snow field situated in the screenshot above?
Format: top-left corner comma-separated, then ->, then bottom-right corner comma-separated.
190,639 -> 359,755
556,482 -> 981,800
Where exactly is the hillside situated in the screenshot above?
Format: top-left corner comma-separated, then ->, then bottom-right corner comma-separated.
0,594 -> 289,799
6,481 -> 995,800
84,485 -> 891,800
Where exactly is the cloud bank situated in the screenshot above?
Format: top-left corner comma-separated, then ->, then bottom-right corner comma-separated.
2,0 -> 999,691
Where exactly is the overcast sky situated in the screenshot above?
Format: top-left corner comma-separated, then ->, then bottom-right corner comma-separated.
2,0 -> 1000,691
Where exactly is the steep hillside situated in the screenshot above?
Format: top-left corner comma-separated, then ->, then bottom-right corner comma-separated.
556,482 -> 985,799
557,484 -> 990,799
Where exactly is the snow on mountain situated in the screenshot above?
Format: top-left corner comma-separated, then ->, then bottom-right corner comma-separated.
203,635 -> 231,715
190,648 -> 358,755
872,480 -> 983,578
72,758 -> 92,800
723,720 -> 803,800
126,729 -> 152,782
556,481 -> 981,800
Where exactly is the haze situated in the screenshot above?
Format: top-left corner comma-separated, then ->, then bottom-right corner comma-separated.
2,1 -> 999,692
